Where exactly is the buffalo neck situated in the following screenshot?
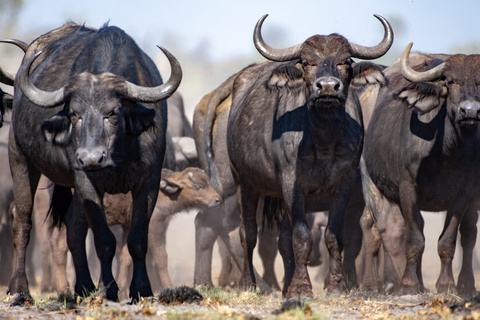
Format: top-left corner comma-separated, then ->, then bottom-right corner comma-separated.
307,103 -> 345,153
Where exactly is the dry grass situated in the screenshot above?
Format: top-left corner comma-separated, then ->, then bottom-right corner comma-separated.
2,284 -> 480,319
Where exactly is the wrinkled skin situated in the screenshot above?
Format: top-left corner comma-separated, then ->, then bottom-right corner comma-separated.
8,23 -> 180,303
363,49 -> 480,296
227,31 -> 389,298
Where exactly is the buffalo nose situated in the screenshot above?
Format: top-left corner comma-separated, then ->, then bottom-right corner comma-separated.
210,196 -> 222,207
458,100 -> 480,121
315,76 -> 343,97
76,147 -> 107,170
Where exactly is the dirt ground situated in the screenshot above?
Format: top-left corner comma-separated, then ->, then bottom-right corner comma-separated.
2,212 -> 480,319
2,284 -> 480,319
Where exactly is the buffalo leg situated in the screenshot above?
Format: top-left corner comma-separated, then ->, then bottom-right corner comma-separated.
397,180 -> 425,295
282,188 -> 312,299
64,193 -> 96,298
116,227 -> 132,301
149,216 -> 173,288
278,215 -> 295,297
128,180 -> 160,302
377,202 -> 406,292
457,208 -> 477,295
50,225 -> 70,293
193,208 -> 219,287
436,211 -> 460,293
258,226 -> 280,291
7,137 -> 41,302
236,183 -> 259,290
324,176 -> 357,295
359,208 -> 382,291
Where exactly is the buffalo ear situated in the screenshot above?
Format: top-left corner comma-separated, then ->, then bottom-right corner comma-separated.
125,104 -> 156,137
2,92 -> 12,111
396,82 -> 445,114
268,63 -> 304,89
160,177 -> 182,195
41,111 -> 72,145
0,92 -> 13,128
351,62 -> 387,86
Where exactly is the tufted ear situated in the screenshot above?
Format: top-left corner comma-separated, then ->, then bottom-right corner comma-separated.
351,62 -> 387,86
124,104 -> 156,137
160,177 -> 182,195
396,82 -> 446,114
267,63 -> 304,89
41,110 -> 72,145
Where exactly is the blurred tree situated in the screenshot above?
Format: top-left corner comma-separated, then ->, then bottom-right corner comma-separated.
0,0 -> 24,37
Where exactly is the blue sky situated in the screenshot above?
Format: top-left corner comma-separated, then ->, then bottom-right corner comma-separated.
5,0 -> 480,115
14,0 -> 480,61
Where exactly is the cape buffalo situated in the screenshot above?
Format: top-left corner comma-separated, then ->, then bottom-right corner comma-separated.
362,43 -> 480,295
7,23 -> 181,303
225,14 -> 393,298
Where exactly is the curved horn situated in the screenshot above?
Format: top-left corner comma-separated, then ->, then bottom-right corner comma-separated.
349,14 -> 394,60
17,51 -> 66,107
125,46 -> 182,103
253,14 -> 302,62
0,39 -> 28,52
0,67 -> 14,86
400,43 -> 445,82
0,39 -> 28,85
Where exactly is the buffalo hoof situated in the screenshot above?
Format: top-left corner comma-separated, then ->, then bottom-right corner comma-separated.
436,283 -> 456,295
396,284 -> 423,296
457,285 -> 476,298
105,282 -> 119,302
273,298 -> 312,315
129,283 -> 153,303
5,292 -> 34,306
284,278 -> 313,300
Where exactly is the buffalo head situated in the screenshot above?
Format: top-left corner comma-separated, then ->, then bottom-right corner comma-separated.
17,46 -> 182,171
255,14 -> 393,108
398,43 -> 480,128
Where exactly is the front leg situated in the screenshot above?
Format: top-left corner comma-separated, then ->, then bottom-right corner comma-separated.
457,208 -> 478,296
282,185 -> 313,299
74,174 -> 118,301
324,175 -> 357,295
128,176 -> 160,302
149,215 -> 172,288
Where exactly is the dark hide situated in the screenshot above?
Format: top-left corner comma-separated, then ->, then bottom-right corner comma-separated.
8,23 -> 174,303
226,32 -> 387,299
363,53 -> 480,296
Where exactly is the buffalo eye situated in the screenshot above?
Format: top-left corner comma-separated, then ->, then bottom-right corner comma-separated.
302,60 -> 310,67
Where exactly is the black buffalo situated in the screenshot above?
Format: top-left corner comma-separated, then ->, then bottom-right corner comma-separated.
362,43 -> 480,295
7,23 -> 181,303
225,14 -> 393,298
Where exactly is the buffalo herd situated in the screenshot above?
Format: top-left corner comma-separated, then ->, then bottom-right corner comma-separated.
0,13 -> 479,304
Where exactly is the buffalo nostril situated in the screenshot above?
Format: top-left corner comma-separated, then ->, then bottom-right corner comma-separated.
98,151 -> 106,164
334,82 -> 341,92
77,155 -> 84,165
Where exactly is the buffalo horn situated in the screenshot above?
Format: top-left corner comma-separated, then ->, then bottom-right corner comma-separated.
349,14 -> 394,60
253,14 -> 303,62
17,51 -> 66,108
0,39 -> 28,52
0,39 -> 29,85
124,46 -> 182,103
400,42 -> 445,82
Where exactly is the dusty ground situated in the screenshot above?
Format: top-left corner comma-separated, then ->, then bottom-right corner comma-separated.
2,211 -> 480,319
2,285 -> 480,319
